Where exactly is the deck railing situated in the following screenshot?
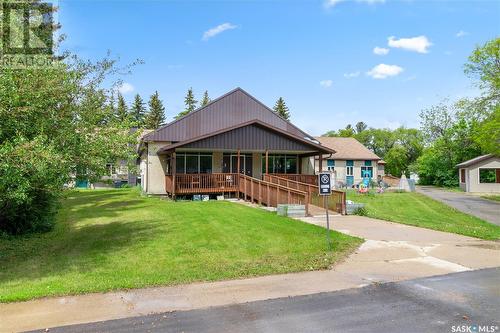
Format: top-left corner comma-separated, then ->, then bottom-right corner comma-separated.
165,173 -> 239,194
165,173 -> 313,215
263,174 -> 346,214
239,174 -> 309,215
270,173 -> 318,186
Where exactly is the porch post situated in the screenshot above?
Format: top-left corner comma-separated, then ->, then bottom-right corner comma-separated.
172,151 -> 176,200
298,155 -> 302,174
237,149 -> 241,199
237,149 -> 241,174
265,150 -> 269,175
319,154 -> 323,172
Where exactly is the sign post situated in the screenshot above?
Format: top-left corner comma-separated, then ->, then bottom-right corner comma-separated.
318,172 -> 332,250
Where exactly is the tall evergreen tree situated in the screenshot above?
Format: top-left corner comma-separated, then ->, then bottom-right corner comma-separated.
200,90 -> 211,107
116,93 -> 129,122
144,91 -> 166,129
131,94 -> 146,127
176,87 -> 198,119
273,97 -> 291,120
355,121 -> 367,134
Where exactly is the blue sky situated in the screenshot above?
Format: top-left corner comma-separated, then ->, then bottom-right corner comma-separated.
58,0 -> 500,135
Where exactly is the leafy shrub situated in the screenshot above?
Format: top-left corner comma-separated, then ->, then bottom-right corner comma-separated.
353,206 -> 368,216
0,137 -> 68,235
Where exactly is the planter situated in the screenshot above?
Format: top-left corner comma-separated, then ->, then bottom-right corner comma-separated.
346,203 -> 366,215
277,204 -> 306,218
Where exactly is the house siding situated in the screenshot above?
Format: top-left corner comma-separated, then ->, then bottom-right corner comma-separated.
465,156 -> 500,193
313,158 -> 380,186
181,124 -> 316,152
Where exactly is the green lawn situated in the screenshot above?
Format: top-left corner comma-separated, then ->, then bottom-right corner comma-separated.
0,188 -> 361,303
346,191 -> 500,240
481,195 -> 500,202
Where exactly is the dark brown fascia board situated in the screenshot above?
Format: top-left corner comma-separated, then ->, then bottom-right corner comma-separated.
156,119 -> 335,155
143,87 -> 316,142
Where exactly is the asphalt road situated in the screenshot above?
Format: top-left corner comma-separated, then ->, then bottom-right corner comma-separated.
417,186 -> 500,225
35,268 -> 500,333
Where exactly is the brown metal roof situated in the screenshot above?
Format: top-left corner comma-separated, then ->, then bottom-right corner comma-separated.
315,137 -> 381,160
157,120 -> 335,155
143,88 -> 314,142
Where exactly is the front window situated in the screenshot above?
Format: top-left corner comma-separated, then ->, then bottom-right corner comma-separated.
175,153 -> 213,174
361,166 -> 373,178
185,155 -> 199,174
262,154 -> 298,174
479,168 -> 499,183
327,159 -> 335,172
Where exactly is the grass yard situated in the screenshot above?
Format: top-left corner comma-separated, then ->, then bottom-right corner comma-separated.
346,191 -> 500,240
0,188 -> 361,303
481,195 -> 500,202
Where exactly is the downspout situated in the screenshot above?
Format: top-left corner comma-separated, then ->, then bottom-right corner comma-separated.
146,142 -> 149,193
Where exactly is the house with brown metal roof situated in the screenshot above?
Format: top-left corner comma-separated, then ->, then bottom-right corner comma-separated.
311,137 -> 385,187
138,88 -> 338,213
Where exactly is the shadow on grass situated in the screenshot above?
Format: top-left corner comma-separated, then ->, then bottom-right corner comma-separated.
0,219 -> 166,283
0,189 -> 165,283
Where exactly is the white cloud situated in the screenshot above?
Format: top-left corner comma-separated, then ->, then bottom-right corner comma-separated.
202,23 -> 237,41
118,82 -> 134,95
366,64 -> 404,79
324,0 -> 384,8
456,30 -> 469,38
343,71 -> 360,79
320,79 -> 333,87
388,35 -> 432,53
373,46 -> 389,55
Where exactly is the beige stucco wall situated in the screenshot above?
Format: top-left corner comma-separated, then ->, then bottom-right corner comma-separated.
302,157 -> 315,175
212,151 -> 223,173
465,157 -> 500,193
145,142 -> 170,194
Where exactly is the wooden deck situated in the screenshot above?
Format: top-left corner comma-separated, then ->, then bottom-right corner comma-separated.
165,173 -> 346,215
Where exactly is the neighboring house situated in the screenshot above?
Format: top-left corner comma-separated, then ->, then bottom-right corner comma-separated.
138,88 -> 334,198
456,154 -> 500,193
312,137 -> 385,187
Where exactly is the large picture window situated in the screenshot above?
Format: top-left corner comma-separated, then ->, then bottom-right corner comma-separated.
479,168 -> 499,183
175,153 -> 212,174
262,154 -> 298,174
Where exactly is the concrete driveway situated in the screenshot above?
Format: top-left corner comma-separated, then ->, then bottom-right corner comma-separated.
416,186 -> 500,225
40,268 -> 500,333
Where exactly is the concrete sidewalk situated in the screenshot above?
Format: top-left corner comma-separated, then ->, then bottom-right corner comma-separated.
1,215 -> 499,332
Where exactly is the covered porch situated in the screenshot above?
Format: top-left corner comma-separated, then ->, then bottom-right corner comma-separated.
163,149 -> 320,196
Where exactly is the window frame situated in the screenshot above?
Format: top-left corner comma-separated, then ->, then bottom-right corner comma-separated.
361,166 -> 373,178
478,168 -> 499,184
175,152 -> 213,174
